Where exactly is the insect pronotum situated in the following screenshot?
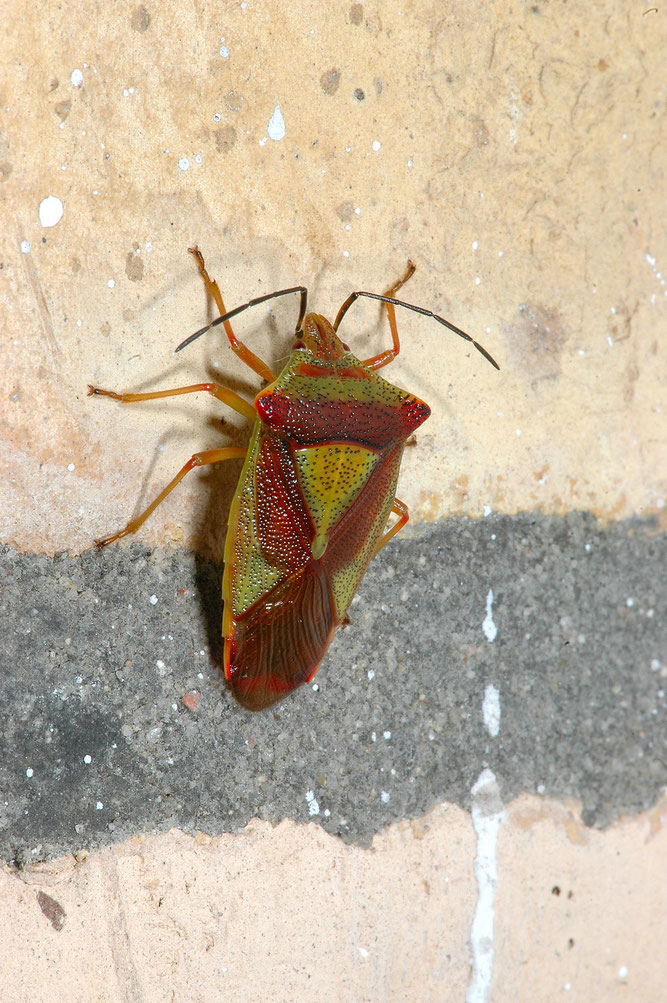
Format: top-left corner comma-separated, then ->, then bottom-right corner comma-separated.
90,248 -> 499,710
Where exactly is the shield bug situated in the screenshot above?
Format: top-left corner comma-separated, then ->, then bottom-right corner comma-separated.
90,248 -> 498,710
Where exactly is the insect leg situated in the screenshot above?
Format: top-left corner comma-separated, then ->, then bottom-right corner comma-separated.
88,382 -> 256,423
94,447 -> 247,550
188,247 -> 298,384
176,281 -> 308,363
361,260 -> 416,371
373,498 -> 409,556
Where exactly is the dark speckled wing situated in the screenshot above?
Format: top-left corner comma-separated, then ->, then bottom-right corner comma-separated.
224,558 -> 336,711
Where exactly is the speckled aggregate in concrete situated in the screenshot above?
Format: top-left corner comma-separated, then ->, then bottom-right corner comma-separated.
2,513 -> 664,863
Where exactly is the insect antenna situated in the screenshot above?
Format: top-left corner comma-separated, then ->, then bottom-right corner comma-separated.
333,291 -> 500,370
176,286 -> 309,353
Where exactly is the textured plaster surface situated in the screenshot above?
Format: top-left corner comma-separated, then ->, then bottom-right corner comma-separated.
1,1 -> 666,999
1,1 -> 665,556
1,798 -> 665,1003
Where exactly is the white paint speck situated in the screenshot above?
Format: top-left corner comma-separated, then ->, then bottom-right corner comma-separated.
358,947 -> 369,959
219,40 -> 230,59
38,195 -> 64,228
472,240 -> 479,251
372,140 -> 381,152
20,240 -> 31,253
67,462 -> 75,472
95,801 -> 103,810
213,113 -> 221,122
267,105 -> 285,141
383,730 -> 391,740
475,276 -> 481,285
482,684 -> 501,737
466,769 -> 505,1003
483,589 -> 497,643
305,790 -> 320,815
149,594 -> 158,605
70,69 -> 83,88
107,278 -> 115,289
618,966 -> 629,982
407,158 -> 413,167
367,669 -> 375,680
483,505 -> 492,517
381,791 -> 390,803
26,768 -> 34,778
83,755 -> 92,764
178,157 -> 190,171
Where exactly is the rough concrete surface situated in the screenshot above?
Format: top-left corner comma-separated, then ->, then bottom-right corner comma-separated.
1,514 -> 665,862
1,0 -> 666,999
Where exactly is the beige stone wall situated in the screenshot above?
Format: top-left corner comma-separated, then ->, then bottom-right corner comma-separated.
2,1 -> 664,557
2,798 -> 665,1001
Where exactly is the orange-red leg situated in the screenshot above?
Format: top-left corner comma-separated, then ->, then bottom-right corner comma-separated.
87,381 -> 256,423
188,246 -> 276,383
95,447 -> 247,549
374,498 -> 409,555
362,260 -> 416,371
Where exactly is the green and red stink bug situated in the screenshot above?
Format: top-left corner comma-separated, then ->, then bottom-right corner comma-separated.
90,248 -> 498,711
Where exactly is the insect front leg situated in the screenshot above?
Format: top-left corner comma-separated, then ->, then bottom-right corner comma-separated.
334,260 -> 417,371
94,447 -> 247,550
189,246 -> 277,383
373,498 -> 409,555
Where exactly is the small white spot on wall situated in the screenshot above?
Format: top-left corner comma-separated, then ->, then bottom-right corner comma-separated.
482,684 -> 501,737
70,68 -> 83,88
20,240 -> 31,254
107,278 -> 115,289
38,195 -> 64,228
372,140 -> 381,152
483,589 -> 497,642
178,157 -> 190,171
305,790 -> 320,815
267,105 -> 285,141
